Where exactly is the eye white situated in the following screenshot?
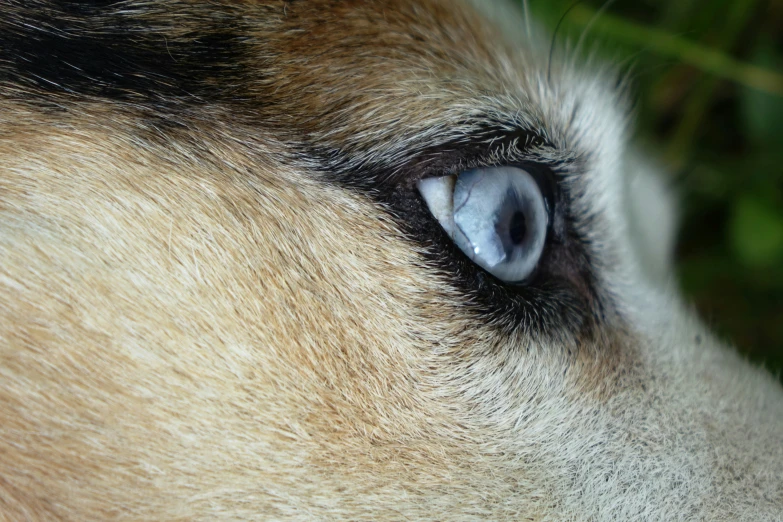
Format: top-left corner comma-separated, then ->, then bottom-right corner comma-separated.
418,166 -> 548,283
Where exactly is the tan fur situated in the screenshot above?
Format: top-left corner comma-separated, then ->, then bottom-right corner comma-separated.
1,1 -> 782,520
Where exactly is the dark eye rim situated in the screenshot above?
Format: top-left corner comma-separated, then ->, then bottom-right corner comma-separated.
373,159 -> 598,337
316,131 -> 601,338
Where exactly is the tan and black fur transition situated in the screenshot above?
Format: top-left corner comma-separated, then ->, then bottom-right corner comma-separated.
1,1 -> 782,520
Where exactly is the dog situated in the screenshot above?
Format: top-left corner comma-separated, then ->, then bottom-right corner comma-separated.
1,0 -> 781,519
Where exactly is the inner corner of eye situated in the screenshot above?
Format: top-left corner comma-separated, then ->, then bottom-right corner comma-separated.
417,175 -> 456,231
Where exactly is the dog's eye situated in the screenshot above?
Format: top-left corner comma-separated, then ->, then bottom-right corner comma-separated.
418,167 -> 548,283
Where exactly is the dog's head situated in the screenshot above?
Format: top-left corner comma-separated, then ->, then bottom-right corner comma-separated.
0,0 -> 781,519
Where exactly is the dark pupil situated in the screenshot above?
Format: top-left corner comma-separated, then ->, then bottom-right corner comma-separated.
508,211 -> 527,245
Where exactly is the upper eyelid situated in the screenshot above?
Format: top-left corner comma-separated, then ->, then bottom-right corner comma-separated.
408,147 -> 567,189
397,128 -> 559,177
319,124 -> 568,195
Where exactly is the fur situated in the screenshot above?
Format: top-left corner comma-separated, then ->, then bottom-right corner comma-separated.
0,0 -> 781,520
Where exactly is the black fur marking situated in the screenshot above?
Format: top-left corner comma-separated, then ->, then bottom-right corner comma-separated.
0,1 -> 253,106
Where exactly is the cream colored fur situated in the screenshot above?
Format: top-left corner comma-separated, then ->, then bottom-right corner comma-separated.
0,1 -> 781,520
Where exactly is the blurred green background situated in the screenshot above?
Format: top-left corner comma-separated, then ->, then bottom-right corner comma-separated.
522,0 -> 783,377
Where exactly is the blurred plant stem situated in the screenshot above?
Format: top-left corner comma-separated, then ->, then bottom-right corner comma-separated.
666,0 -> 758,167
565,4 -> 783,98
